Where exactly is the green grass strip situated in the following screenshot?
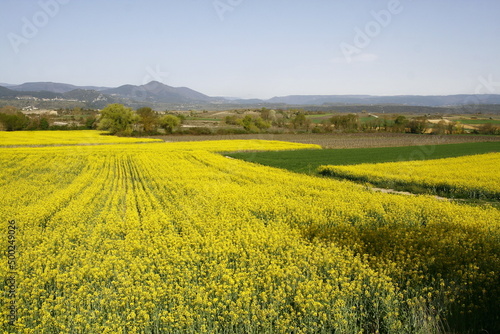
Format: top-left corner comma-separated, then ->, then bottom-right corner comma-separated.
227,141 -> 500,174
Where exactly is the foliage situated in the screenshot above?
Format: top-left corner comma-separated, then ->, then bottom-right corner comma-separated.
85,115 -> 97,129
97,103 -> 139,135
408,117 -> 429,134
0,111 -> 29,131
39,117 -> 50,130
159,114 -> 181,134
477,123 -> 500,135
136,107 -> 159,133
329,114 -> 360,131
360,117 -> 384,132
291,113 -> 312,130
259,108 -> 276,122
240,115 -> 270,132
223,115 -> 240,125
224,115 -> 271,132
392,115 -> 408,132
177,126 -> 213,135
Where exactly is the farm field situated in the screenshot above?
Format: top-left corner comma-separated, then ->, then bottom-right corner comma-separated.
455,119 -> 500,125
319,153 -> 500,200
154,132 -> 500,149
305,115 -> 394,125
1,132 -> 499,333
227,141 -> 500,174
0,130 -> 163,146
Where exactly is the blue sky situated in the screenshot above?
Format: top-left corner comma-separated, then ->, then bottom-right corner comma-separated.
1,0 -> 499,99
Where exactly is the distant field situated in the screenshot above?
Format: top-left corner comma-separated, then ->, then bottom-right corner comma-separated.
456,119 -> 500,124
185,117 -> 220,121
152,132 -> 500,149
304,115 -> 392,124
303,114 -> 500,126
302,115 -> 500,127
305,113 -> 336,124
227,141 -> 500,174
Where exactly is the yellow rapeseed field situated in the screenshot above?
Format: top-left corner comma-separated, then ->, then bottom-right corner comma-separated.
319,153 -> 500,200
0,130 -> 163,146
1,132 -> 499,333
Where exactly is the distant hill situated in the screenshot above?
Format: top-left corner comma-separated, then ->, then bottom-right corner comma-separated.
102,81 -> 213,103
267,94 -> 500,107
0,86 -> 62,99
2,81 -> 500,109
0,86 -> 17,98
9,82 -> 80,94
0,85 -> 114,108
9,82 -> 111,94
63,89 -> 118,108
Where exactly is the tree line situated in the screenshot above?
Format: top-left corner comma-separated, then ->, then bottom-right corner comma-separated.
97,104 -> 181,135
0,104 -> 183,135
1,104 -> 498,135
224,109 -> 492,135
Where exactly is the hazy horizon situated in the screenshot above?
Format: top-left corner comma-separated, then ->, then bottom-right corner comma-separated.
1,0 -> 499,99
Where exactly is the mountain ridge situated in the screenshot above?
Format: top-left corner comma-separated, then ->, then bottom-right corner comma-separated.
2,81 -> 500,108
101,81 -> 214,103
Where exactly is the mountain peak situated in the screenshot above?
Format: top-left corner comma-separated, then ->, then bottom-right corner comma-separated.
101,81 -> 211,103
143,80 -> 165,86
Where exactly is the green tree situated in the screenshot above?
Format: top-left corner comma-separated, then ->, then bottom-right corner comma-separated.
446,121 -> 457,134
224,115 -> 240,125
39,117 -> 50,130
85,116 -> 97,129
407,117 -> 428,134
136,107 -> 158,133
431,120 -> 447,135
236,115 -> 270,132
239,115 -> 257,132
291,113 -> 311,130
0,111 -> 29,131
361,118 -> 383,132
159,115 -> 181,134
259,108 -> 276,122
329,114 -> 359,131
391,115 -> 408,132
478,123 -> 500,135
254,116 -> 271,130
97,104 -> 138,135
260,108 -> 271,120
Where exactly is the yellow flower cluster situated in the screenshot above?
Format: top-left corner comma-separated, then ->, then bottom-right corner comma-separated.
1,139 -> 498,333
0,130 -> 163,146
319,153 -> 500,199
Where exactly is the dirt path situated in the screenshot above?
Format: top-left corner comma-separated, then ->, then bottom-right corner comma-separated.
369,187 -> 452,201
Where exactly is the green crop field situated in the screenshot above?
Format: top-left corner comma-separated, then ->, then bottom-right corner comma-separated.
227,141 -> 500,174
185,117 -> 221,121
305,114 -> 336,124
457,119 -> 500,125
